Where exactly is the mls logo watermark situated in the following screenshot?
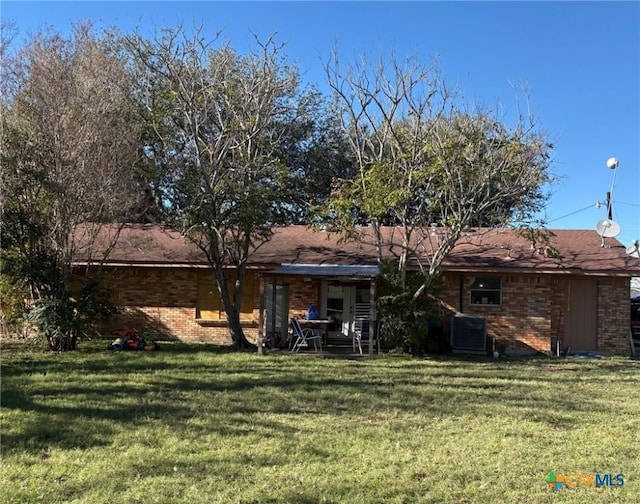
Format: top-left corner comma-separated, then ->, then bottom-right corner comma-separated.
546,471 -> 625,491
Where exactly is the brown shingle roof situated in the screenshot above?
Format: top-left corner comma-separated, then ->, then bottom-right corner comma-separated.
83,224 -> 640,276
91,224 -> 205,264
441,228 -> 639,274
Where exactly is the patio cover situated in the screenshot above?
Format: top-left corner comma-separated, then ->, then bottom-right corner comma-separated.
268,263 -> 379,279
259,263 -> 380,355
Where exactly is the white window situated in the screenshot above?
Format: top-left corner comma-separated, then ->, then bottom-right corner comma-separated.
470,277 -> 501,306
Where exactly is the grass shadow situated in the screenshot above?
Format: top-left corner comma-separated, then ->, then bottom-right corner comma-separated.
3,341 -> 639,457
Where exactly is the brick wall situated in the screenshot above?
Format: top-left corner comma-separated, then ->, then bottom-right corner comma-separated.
101,267 -> 254,344
440,273 -> 553,355
97,265 -> 632,354
440,273 -> 631,355
597,277 -> 631,353
264,275 -> 322,318
100,268 -> 327,344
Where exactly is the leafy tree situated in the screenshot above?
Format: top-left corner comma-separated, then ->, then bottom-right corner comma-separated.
0,24 -> 141,349
285,99 -> 357,224
124,27 -> 320,348
325,50 -> 553,345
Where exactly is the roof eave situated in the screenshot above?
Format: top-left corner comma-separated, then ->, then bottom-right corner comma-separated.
441,266 -> 638,277
73,260 -> 282,270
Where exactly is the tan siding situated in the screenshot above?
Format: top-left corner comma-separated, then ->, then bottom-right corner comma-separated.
196,271 -> 256,321
564,279 -> 597,351
196,273 -> 223,320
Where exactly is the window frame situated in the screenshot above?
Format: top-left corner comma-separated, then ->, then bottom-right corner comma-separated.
196,271 -> 256,321
469,277 -> 502,307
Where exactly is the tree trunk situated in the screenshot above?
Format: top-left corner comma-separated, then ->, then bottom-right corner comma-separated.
212,261 -> 255,350
226,308 -> 255,349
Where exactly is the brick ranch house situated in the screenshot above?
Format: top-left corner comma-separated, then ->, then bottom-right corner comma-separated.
82,224 -> 640,355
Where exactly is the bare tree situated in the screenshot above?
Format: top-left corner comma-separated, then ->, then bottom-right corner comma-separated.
125,27 -> 310,348
325,49 -> 553,302
325,50 -> 449,271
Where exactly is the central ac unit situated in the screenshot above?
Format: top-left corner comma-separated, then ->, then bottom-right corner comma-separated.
451,313 -> 486,354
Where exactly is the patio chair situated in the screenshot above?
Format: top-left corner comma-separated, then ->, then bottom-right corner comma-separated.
290,318 -> 322,352
353,319 -> 381,354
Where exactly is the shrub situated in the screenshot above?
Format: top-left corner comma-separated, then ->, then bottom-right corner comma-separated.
27,277 -> 115,351
377,261 -> 444,354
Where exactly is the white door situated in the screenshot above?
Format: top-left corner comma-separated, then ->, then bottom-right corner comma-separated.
324,284 -> 356,340
323,283 -> 373,341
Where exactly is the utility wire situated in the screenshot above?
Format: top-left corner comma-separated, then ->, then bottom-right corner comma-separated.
546,197 -> 637,225
547,203 -> 596,224
614,200 -> 640,207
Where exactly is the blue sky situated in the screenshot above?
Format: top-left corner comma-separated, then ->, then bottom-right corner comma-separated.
3,1 -> 639,247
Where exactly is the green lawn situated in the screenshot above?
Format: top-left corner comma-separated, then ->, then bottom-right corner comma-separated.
1,341 -> 639,504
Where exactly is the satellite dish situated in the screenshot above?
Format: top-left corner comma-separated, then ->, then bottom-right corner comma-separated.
627,240 -> 640,259
596,219 -> 621,238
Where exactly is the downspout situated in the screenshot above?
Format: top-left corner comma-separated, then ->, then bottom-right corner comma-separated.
369,276 -> 377,357
257,274 -> 264,355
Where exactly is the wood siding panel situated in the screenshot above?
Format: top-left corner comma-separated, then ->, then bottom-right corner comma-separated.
564,279 -> 597,351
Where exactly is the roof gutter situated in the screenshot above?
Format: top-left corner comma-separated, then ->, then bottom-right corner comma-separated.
441,266 -> 637,277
